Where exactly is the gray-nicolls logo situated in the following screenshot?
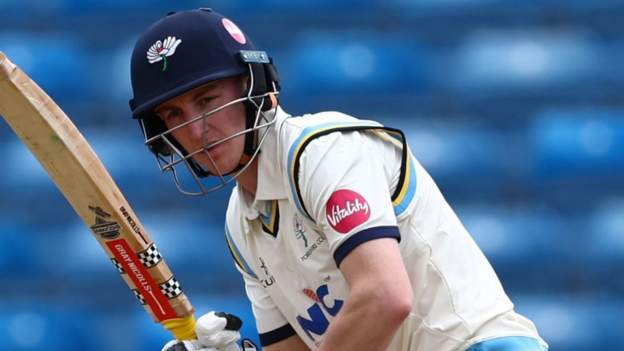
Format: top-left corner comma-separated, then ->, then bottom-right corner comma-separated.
88,206 -> 121,239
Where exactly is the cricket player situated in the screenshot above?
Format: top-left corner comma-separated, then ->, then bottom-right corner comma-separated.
128,8 -> 548,351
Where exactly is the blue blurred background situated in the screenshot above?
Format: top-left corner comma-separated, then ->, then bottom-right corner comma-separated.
1,1 -> 623,350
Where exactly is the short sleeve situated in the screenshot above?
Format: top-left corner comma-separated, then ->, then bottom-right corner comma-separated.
224,192 -> 295,346
298,130 -> 402,267
240,273 -> 296,345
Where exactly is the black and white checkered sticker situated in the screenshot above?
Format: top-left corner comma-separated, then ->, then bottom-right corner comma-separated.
132,289 -> 145,305
111,258 -> 125,274
160,277 -> 182,299
138,243 -> 162,268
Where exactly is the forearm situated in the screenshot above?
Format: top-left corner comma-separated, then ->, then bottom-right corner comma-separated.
318,288 -> 410,351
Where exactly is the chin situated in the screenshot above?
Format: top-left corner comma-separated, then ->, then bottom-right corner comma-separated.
205,159 -> 240,176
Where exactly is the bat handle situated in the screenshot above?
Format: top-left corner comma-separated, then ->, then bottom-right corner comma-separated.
162,314 -> 198,340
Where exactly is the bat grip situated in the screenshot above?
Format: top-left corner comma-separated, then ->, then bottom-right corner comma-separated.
162,314 -> 198,340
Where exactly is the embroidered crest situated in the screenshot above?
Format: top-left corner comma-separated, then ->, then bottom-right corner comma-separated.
294,215 -> 309,248
146,36 -> 182,71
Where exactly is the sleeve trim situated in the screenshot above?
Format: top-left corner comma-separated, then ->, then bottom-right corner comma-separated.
259,323 -> 297,346
333,226 -> 401,267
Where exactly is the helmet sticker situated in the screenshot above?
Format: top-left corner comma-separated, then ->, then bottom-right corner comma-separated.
325,189 -> 371,234
222,18 -> 246,45
146,36 -> 182,71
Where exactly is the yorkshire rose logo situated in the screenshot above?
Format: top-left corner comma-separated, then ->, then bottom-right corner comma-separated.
146,36 -> 182,71
325,189 -> 370,234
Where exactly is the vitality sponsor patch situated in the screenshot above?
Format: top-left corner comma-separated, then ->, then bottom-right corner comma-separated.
222,18 -> 246,44
325,189 -> 370,234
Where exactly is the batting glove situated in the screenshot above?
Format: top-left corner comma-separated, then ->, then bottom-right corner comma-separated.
161,311 -> 257,351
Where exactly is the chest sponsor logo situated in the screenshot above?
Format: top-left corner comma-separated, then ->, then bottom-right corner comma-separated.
325,189 -> 370,234
302,288 -> 320,303
296,284 -> 344,344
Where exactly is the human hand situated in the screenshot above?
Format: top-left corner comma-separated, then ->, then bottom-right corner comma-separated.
162,311 -> 250,351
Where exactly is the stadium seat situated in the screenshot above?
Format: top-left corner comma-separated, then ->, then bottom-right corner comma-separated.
582,201 -> 624,291
589,201 -> 624,260
399,121 -> 511,190
515,295 -> 624,351
137,213 -> 235,276
0,304 -> 98,351
280,32 -> 428,94
458,206 -> 570,263
531,108 -> 624,179
0,33 -> 92,103
456,205 -> 579,291
449,31 -> 599,92
0,223 -> 44,279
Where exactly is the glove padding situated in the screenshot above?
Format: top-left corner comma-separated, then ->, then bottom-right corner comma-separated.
161,311 -> 245,351
196,312 -> 242,348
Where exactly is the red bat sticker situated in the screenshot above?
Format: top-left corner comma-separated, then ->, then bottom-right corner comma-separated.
106,239 -> 176,321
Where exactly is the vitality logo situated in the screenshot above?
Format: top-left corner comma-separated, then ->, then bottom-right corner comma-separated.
325,189 -> 370,233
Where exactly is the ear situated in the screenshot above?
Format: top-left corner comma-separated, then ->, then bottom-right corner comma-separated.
268,93 -> 278,109
237,74 -> 247,91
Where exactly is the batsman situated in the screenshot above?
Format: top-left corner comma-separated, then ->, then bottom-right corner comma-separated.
128,8 -> 548,351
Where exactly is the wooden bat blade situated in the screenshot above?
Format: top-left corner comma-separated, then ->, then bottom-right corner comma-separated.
0,51 -> 195,338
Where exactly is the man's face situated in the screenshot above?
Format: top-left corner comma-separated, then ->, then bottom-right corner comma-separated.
154,76 -> 247,175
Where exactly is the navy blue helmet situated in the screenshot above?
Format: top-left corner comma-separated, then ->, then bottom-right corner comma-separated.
128,8 -> 280,194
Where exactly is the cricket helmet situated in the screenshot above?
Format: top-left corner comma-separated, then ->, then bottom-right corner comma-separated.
128,8 -> 280,195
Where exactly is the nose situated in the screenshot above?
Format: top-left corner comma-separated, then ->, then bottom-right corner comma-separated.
188,103 -> 213,131
186,115 -> 205,141
172,107 -> 209,150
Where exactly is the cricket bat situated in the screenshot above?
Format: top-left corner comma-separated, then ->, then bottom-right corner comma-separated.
0,52 -> 197,340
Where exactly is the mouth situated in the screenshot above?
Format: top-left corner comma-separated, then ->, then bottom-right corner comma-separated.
202,138 -> 227,158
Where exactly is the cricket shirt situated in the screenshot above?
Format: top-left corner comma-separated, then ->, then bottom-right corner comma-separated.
223,107 -> 546,350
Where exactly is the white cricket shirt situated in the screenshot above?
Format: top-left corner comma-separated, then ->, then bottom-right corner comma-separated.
223,107 -> 546,350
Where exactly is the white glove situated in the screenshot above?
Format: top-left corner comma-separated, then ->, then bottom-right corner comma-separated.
162,311 -> 256,351
196,312 -> 242,350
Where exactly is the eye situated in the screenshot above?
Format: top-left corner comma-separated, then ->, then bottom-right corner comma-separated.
159,108 -> 183,125
197,96 -> 215,108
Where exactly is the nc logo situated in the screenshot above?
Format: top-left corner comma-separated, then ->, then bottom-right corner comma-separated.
296,284 -> 344,342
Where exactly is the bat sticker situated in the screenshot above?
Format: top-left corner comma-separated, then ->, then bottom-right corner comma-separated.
89,206 -> 121,239
106,238 -> 176,321
119,206 -> 148,244
138,243 -> 163,268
